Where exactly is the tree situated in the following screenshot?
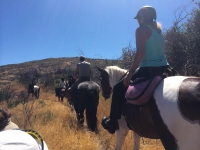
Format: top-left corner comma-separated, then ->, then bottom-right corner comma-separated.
119,42 -> 136,69
164,2 -> 200,76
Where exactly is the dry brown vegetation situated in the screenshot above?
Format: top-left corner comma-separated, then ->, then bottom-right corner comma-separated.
0,57 -> 164,149
1,84 -> 164,150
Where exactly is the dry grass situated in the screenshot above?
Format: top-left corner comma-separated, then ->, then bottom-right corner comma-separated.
2,87 -> 164,150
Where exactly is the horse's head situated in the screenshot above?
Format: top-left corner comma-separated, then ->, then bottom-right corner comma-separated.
96,66 -> 112,100
67,75 -> 75,88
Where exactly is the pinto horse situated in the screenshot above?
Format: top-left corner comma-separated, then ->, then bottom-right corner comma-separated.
28,84 -> 40,99
97,66 -> 200,150
65,77 -> 100,133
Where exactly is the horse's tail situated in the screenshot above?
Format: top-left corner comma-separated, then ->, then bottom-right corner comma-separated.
85,89 -> 99,133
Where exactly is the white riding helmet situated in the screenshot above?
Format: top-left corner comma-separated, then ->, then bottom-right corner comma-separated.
134,5 -> 156,21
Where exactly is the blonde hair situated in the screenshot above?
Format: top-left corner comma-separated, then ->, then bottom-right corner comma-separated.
151,21 -> 162,33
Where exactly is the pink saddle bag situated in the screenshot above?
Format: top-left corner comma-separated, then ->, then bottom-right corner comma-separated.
125,76 -> 163,105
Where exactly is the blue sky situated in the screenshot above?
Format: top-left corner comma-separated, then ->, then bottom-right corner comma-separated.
0,0 -> 197,66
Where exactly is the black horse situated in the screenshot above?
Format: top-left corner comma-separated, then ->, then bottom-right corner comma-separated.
28,84 -> 40,99
66,76 -> 100,133
57,88 -> 66,102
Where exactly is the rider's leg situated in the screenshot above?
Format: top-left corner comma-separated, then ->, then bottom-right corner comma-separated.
102,80 -> 127,134
68,78 -> 81,91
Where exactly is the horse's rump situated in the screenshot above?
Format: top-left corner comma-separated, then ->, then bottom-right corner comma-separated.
178,77 -> 200,122
75,81 -> 100,105
74,81 -> 100,132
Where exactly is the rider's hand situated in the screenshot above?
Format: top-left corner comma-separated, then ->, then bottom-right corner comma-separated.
123,72 -> 132,87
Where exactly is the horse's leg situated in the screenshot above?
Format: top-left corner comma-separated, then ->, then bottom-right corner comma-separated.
132,132 -> 140,150
77,107 -> 84,125
115,116 -> 140,150
37,88 -> 40,99
61,91 -> 64,102
58,96 -> 60,102
36,90 -> 39,99
115,116 -> 129,150
34,91 -> 36,98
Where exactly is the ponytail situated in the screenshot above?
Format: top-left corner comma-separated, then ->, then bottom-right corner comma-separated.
152,21 -> 162,33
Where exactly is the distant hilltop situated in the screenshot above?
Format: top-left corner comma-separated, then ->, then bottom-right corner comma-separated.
0,57 -> 120,86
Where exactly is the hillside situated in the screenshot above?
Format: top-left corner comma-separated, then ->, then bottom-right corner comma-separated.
0,57 -> 120,86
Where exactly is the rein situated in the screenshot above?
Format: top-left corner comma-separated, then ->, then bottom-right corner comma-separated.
118,71 -> 129,82
99,69 -> 129,99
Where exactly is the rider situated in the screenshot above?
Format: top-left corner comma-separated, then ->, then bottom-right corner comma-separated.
68,55 -> 92,92
31,77 -> 36,93
101,6 -> 177,134
0,108 -> 19,131
55,78 -> 66,96
59,78 -> 66,89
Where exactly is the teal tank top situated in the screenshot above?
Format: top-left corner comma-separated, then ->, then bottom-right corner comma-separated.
140,25 -> 169,67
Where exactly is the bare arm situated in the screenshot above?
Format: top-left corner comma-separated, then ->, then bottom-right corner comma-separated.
129,27 -> 146,72
123,27 -> 147,87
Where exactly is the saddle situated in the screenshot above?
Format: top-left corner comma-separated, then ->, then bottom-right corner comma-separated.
125,76 -> 163,105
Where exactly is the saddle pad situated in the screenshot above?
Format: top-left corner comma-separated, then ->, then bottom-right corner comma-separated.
125,76 -> 163,105
61,88 -> 66,92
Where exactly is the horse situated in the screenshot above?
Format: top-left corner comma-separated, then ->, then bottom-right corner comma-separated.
65,77 -> 100,133
67,75 -> 75,87
28,84 -> 40,99
97,65 -> 200,150
57,87 -> 66,102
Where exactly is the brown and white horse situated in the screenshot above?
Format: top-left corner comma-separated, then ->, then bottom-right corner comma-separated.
97,66 -> 200,150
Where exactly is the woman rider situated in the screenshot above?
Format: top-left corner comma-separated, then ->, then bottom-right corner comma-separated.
102,5 -> 177,134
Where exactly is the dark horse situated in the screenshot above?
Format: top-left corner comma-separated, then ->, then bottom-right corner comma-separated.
57,87 -> 67,102
28,84 -> 40,99
97,66 -> 200,150
66,76 -> 100,133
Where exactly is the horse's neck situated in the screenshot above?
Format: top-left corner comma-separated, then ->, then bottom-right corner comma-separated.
108,67 -> 127,88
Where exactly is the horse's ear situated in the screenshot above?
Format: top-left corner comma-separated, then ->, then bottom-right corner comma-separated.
95,65 -> 103,72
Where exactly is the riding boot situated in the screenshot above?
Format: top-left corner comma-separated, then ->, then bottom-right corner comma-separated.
102,82 -> 125,134
101,96 -> 122,134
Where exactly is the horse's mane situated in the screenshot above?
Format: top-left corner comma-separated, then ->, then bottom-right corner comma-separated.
104,66 -> 127,88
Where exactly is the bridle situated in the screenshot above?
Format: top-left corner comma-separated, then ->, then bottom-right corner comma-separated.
99,75 -> 112,99
99,71 -> 128,99
118,71 -> 129,82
